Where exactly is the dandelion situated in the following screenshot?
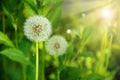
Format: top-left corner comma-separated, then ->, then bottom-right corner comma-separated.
46,35 -> 68,56
24,15 -> 52,80
46,35 -> 68,80
24,15 -> 52,42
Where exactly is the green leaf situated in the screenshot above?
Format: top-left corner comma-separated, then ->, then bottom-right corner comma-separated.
60,67 -> 81,80
42,0 -> 50,6
27,66 -> 35,80
6,62 -> 23,80
63,44 -> 74,62
0,32 -> 14,47
82,27 -> 92,43
80,51 -> 94,57
47,1 -> 63,29
82,73 -> 105,80
2,4 -> 11,16
23,0 -> 38,14
0,48 -> 30,65
19,37 -> 32,56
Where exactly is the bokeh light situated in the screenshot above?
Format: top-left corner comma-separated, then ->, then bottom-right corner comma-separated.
100,7 -> 114,20
66,29 -> 71,34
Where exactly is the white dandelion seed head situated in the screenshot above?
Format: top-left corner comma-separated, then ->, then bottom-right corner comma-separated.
46,35 -> 68,56
24,16 -> 52,42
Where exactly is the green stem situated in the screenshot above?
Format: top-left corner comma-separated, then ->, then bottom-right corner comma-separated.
36,41 -> 39,80
70,44 -> 84,65
105,35 -> 113,74
23,65 -> 27,80
2,57 -> 8,80
105,52 -> 110,74
36,0 -> 40,8
97,27 -> 108,74
15,28 -> 18,48
57,58 -> 60,80
2,13 -> 7,80
42,42 -> 45,80
55,56 -> 60,80
2,13 -> 5,32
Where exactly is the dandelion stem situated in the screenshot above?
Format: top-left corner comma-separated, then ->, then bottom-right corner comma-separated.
42,42 -> 45,80
36,41 -> 39,80
57,62 -> 60,80
55,56 -> 60,80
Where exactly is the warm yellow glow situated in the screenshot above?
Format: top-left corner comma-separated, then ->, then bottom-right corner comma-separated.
101,7 -> 113,20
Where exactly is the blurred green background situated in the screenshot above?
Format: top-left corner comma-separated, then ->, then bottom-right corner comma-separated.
0,0 -> 120,80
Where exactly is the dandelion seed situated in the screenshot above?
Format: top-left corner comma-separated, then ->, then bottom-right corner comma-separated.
46,35 -> 68,56
24,16 -> 52,42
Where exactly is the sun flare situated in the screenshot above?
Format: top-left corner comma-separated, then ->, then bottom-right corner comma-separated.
101,7 -> 114,20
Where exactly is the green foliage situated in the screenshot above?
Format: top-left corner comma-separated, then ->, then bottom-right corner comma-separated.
60,67 -> 81,80
0,0 -> 119,80
47,1 -> 63,29
6,62 -> 23,80
63,43 -> 74,63
0,48 -> 30,65
0,32 -> 14,47
82,73 -> 105,80
19,37 -> 32,56
23,0 -> 38,15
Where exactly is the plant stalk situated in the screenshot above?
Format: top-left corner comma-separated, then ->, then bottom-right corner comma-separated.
2,13 -> 5,32
42,42 -> 45,80
55,56 -> 60,80
23,65 -> 27,80
36,41 -> 39,80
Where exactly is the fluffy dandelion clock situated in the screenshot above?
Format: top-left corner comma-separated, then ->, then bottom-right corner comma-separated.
24,16 -> 52,42
46,35 -> 68,56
